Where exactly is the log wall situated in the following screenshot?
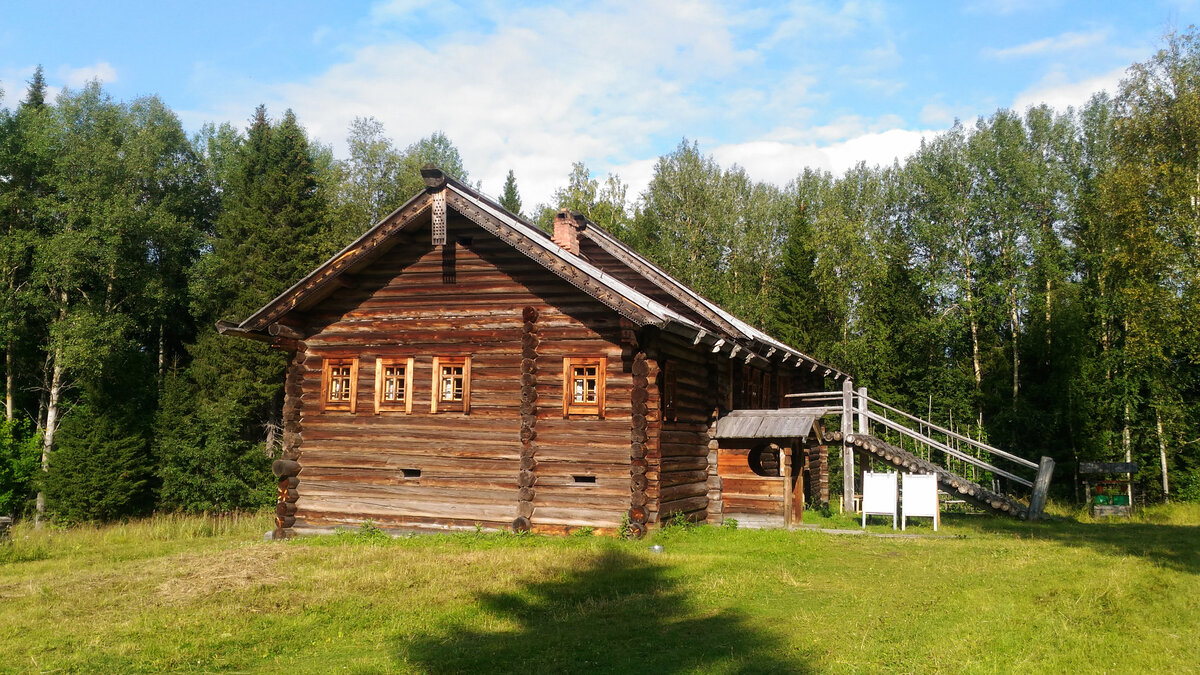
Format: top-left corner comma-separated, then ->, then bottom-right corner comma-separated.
292,212 -> 634,533
652,334 -> 715,523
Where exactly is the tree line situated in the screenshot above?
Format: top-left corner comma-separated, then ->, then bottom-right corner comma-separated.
0,71 -> 470,522
549,31 -> 1200,503
2,30 -> 1198,522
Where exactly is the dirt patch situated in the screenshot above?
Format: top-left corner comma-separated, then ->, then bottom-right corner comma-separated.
156,544 -> 291,601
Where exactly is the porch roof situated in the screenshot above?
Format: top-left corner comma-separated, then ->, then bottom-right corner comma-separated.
713,409 -> 828,439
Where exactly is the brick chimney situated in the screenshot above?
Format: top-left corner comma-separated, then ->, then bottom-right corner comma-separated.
552,209 -> 585,255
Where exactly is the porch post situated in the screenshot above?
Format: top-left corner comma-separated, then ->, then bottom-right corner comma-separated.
842,378 -> 854,513
1028,456 -> 1056,521
857,386 -> 868,436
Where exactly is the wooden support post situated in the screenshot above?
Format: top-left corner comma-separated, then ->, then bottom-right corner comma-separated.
857,386 -> 868,436
842,378 -> 854,513
1028,456 -> 1055,521
782,444 -> 792,527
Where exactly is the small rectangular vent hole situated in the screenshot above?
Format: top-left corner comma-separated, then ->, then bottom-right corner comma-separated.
401,468 -> 421,479
572,475 -> 596,484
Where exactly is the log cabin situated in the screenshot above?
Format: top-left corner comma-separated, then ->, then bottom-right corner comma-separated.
220,166 -> 849,538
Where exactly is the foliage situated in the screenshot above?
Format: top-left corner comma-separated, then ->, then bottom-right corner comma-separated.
154,368 -> 274,513
41,402 -> 154,524
0,420 -> 39,516
158,106 -> 335,515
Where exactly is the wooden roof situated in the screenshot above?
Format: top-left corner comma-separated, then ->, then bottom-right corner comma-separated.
713,409 -> 824,439
224,167 -> 847,380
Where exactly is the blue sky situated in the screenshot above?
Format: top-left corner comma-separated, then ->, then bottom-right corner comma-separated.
1,1 -> 1194,206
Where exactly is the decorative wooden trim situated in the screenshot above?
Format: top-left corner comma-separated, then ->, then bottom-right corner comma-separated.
320,359 -> 330,413
430,357 -> 439,414
562,356 -> 606,418
321,357 -> 359,413
431,356 -> 470,414
432,190 -> 447,245
374,356 -> 414,414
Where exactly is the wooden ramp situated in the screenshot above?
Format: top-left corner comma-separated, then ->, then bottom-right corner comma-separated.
825,430 -> 1029,519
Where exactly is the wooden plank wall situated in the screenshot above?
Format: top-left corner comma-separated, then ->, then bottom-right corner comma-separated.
717,439 -> 786,528
292,212 -> 633,533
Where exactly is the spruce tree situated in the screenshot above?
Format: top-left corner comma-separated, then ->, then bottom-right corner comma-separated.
157,106 -> 333,512
499,169 -> 522,216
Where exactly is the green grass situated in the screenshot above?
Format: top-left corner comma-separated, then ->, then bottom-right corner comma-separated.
1,507 -> 1198,673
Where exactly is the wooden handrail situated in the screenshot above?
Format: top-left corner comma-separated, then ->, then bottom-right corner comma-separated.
862,410 -> 1034,487
863,394 -> 1039,470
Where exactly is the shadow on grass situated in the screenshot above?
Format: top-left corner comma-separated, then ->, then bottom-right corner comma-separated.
944,514 -> 1200,574
394,548 -> 811,674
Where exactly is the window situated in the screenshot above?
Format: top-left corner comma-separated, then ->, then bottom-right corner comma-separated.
431,356 -> 471,413
662,359 -> 678,422
321,357 -> 359,413
374,357 -> 414,414
563,356 -> 606,418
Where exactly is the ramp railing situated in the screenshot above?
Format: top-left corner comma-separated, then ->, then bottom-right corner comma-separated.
786,381 -> 1055,519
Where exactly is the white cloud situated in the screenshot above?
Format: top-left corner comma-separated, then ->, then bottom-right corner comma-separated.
966,0 -> 1056,15
58,61 -> 117,88
985,29 -> 1109,59
1012,66 -> 1126,111
177,1 -> 915,207
710,126 -> 938,187
190,0 -> 761,208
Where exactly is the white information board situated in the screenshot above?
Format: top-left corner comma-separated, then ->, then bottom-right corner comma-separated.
861,471 -> 898,529
902,473 -> 940,531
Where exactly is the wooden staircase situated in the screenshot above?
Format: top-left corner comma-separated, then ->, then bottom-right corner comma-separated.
824,430 -> 1028,519
790,383 -> 1055,520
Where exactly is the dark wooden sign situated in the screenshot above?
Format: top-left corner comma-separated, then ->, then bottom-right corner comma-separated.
1079,461 -> 1138,475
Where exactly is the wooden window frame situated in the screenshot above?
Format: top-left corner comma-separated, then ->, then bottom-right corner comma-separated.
320,357 -> 359,413
431,356 -> 471,414
374,357 -> 414,414
563,356 -> 606,418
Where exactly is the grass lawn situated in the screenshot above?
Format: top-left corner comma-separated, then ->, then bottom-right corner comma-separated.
1,505 -> 1198,673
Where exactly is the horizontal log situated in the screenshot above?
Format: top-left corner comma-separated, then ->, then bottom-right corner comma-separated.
659,469 -> 709,488
659,481 -> 708,503
659,494 -> 708,516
